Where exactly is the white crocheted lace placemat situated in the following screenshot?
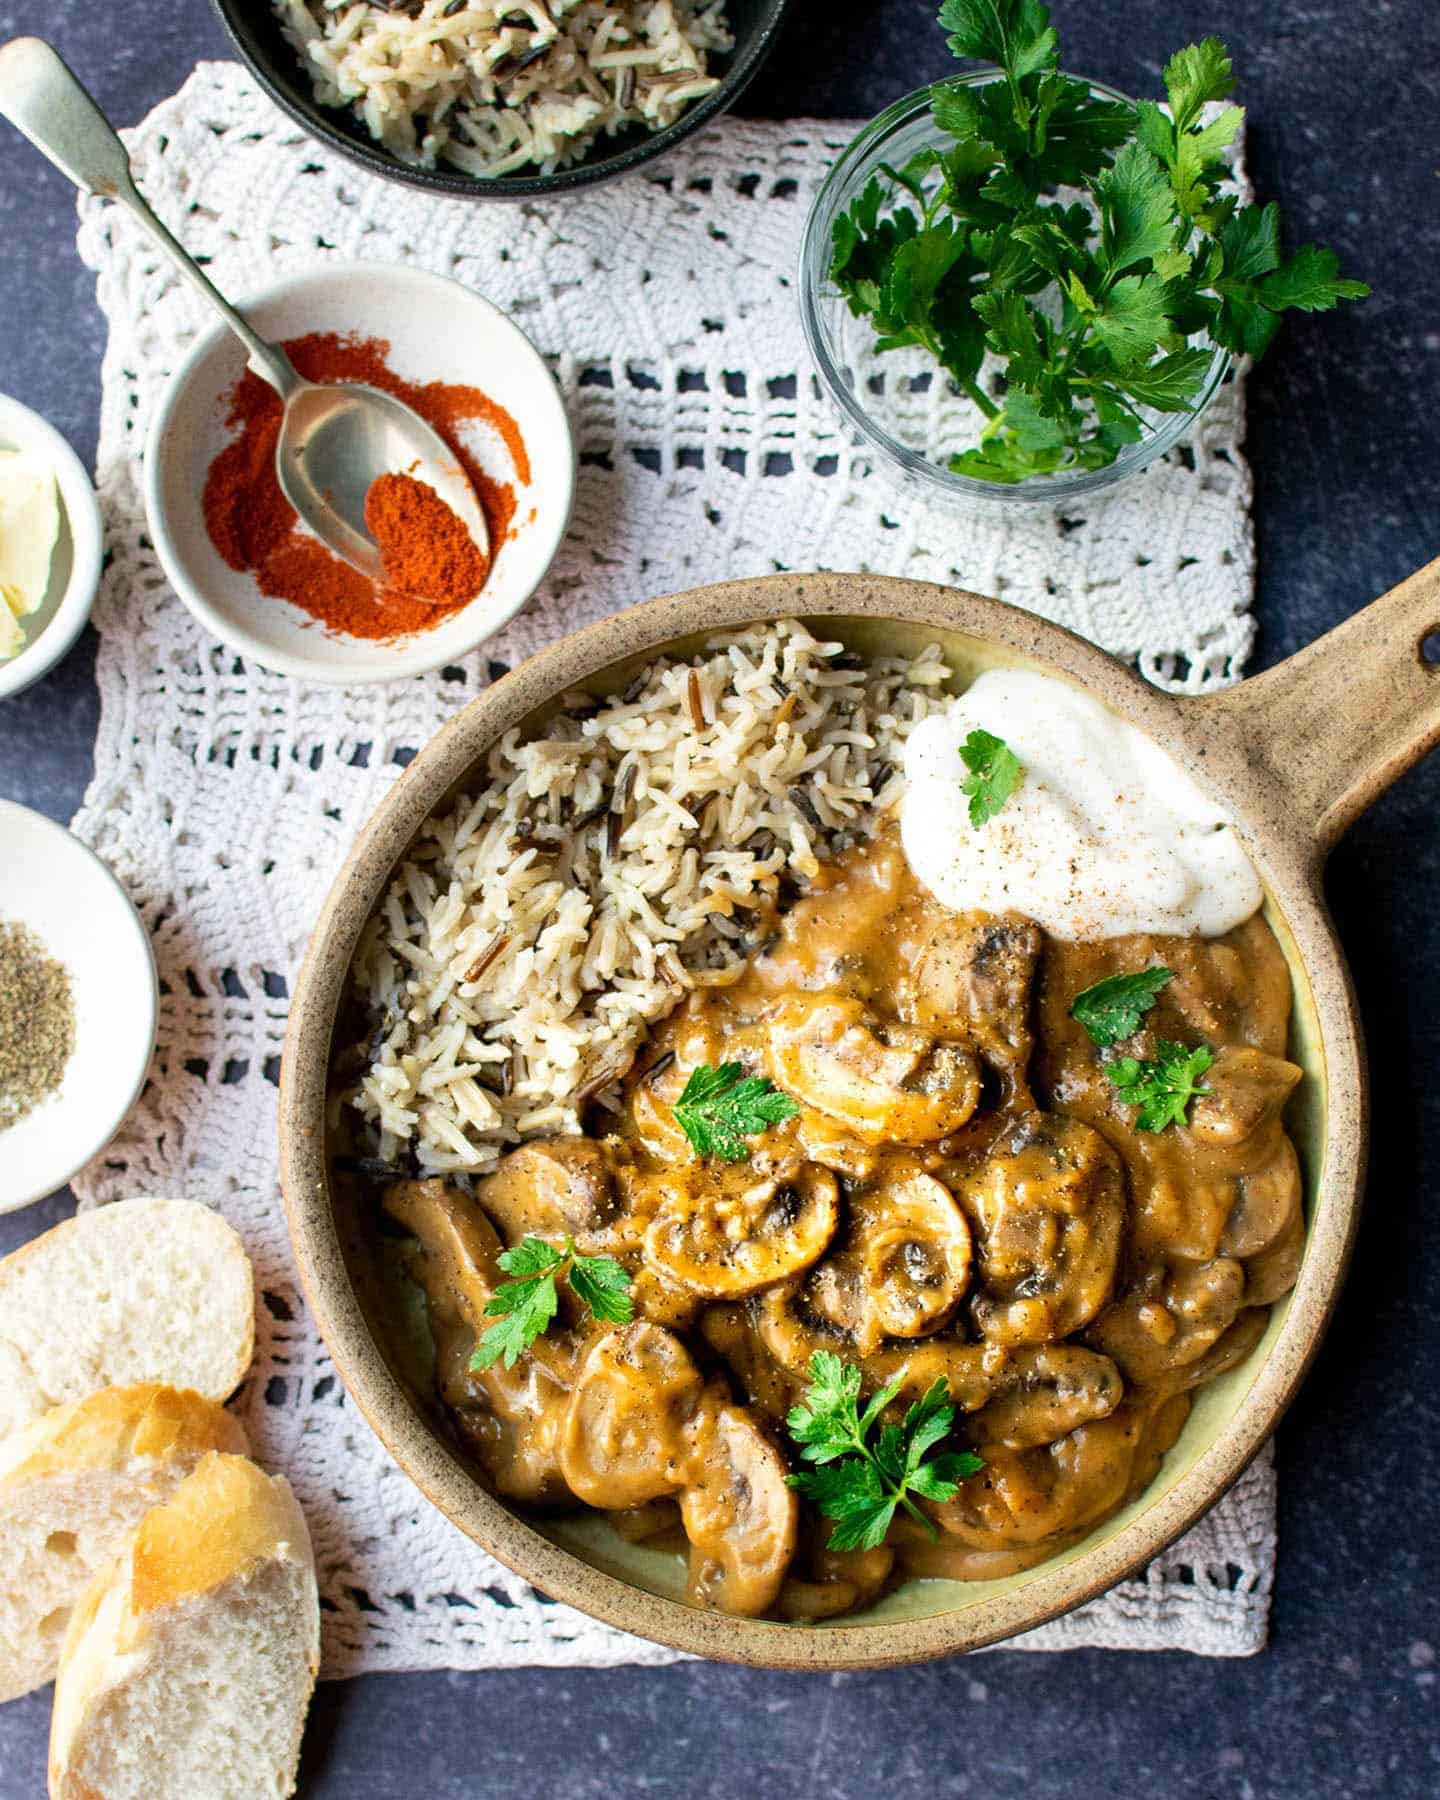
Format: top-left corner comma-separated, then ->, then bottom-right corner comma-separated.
68,61 -> 1271,1671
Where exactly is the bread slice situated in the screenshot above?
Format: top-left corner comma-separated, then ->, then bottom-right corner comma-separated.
0,1198 -> 255,1438
0,1384 -> 247,1702
49,1453 -> 319,1800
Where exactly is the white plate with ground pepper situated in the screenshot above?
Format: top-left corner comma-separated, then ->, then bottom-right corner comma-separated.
0,801 -> 157,1212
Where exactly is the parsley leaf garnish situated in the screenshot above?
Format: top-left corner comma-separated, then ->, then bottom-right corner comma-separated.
829,5 -> 1368,484
786,1352 -> 985,1552
1092,140 -> 1176,278
470,1235 -> 634,1370
1071,965 -> 1174,1045
1107,1038 -> 1214,1131
671,1061 -> 799,1162
940,0 -> 1058,86
959,727 -> 1022,826
566,1252 -> 635,1324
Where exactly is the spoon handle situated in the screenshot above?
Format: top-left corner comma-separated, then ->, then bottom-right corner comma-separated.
0,37 -> 299,399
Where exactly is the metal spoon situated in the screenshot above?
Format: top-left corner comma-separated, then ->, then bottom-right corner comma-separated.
0,37 -> 489,597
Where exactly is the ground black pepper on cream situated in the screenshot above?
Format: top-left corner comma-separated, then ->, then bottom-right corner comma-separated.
901,670 -> 1263,939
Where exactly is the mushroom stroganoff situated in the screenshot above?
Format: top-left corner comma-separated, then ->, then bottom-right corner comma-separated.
339,623 -> 1305,1621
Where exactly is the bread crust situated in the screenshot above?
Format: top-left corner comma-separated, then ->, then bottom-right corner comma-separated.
47,1454 -> 320,1800
129,1452 -> 312,1617
0,1385 -> 248,1704
0,1384 -> 248,1488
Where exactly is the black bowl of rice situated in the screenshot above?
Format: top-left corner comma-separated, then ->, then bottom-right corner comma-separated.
212,0 -> 791,197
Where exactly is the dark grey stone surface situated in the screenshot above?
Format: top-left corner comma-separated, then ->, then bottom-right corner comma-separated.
0,2 -> 1437,1795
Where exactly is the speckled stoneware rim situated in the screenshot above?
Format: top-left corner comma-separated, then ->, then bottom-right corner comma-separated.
280,563 -> 1440,1668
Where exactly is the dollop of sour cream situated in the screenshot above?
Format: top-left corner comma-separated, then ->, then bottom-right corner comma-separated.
900,669 -> 1262,941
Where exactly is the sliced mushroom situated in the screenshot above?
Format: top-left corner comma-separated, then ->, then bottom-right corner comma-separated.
767,994 -> 981,1145
383,1179 -> 576,1505
622,1011 -> 730,1163
1220,1146 -> 1304,1264
778,1533 -> 894,1621
918,1433 -> 1120,1554
1205,1048 -> 1306,1304
856,1338 -> 997,1415
559,1324 -> 798,1615
1188,1045 -> 1303,1149
775,1578 -> 868,1622
610,1499 -> 687,1550
960,1343 -> 1124,1450
699,1303 -> 799,1424
902,1390 -> 1190,1578
1115,1046 -> 1306,1278
641,1160 -> 839,1299
960,1112 -> 1125,1346
558,1322 -> 706,1510
754,1277 -> 869,1381
755,1279 -> 996,1414
1241,1206 -> 1305,1307
1158,1304 -> 1269,1395
903,911 -> 1041,1107
1086,1255 -> 1246,1385
809,1157 -> 973,1354
626,1263 -> 707,1333
853,1171 -> 972,1341
680,1385 -> 799,1615
476,1137 -> 619,1250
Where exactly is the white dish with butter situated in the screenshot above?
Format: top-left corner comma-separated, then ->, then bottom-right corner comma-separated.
0,394 -> 104,701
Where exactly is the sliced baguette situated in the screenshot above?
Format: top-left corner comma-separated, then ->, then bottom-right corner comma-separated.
49,1453 -> 320,1800
0,1383 -> 247,1702
0,1198 -> 255,1438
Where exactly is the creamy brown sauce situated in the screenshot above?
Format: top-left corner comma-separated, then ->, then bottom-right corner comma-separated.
386,824 -> 1304,1618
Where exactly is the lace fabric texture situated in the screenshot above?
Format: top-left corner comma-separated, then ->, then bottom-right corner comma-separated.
68,61 -> 1272,1671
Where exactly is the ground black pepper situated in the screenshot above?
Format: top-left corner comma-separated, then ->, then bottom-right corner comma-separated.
0,917 -> 76,1130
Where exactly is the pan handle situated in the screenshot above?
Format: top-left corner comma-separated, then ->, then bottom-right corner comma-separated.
1192,556 -> 1440,856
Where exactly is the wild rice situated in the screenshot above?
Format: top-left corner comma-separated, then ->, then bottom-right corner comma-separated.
342,621 -> 952,1173
273,0 -> 733,177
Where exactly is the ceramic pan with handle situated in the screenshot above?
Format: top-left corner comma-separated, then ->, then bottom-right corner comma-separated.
279,557 -> 1440,1667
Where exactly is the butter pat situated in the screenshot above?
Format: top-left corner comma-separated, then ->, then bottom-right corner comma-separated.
0,447 -> 61,660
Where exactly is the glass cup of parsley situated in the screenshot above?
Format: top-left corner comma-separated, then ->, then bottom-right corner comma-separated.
798,76 -> 1232,511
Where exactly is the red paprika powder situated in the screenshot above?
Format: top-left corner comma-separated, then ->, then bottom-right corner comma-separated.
365,472 -> 490,605
201,332 -> 530,640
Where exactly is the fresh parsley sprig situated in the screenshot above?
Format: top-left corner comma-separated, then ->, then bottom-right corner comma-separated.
671,1061 -> 799,1163
786,1352 -> 984,1552
829,4 -> 1368,483
959,727 -> 1021,826
471,1235 -> 633,1371
1071,965 -> 1173,1045
1108,1038 -> 1214,1132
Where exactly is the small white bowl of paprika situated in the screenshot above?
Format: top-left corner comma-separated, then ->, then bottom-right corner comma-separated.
144,263 -> 575,686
